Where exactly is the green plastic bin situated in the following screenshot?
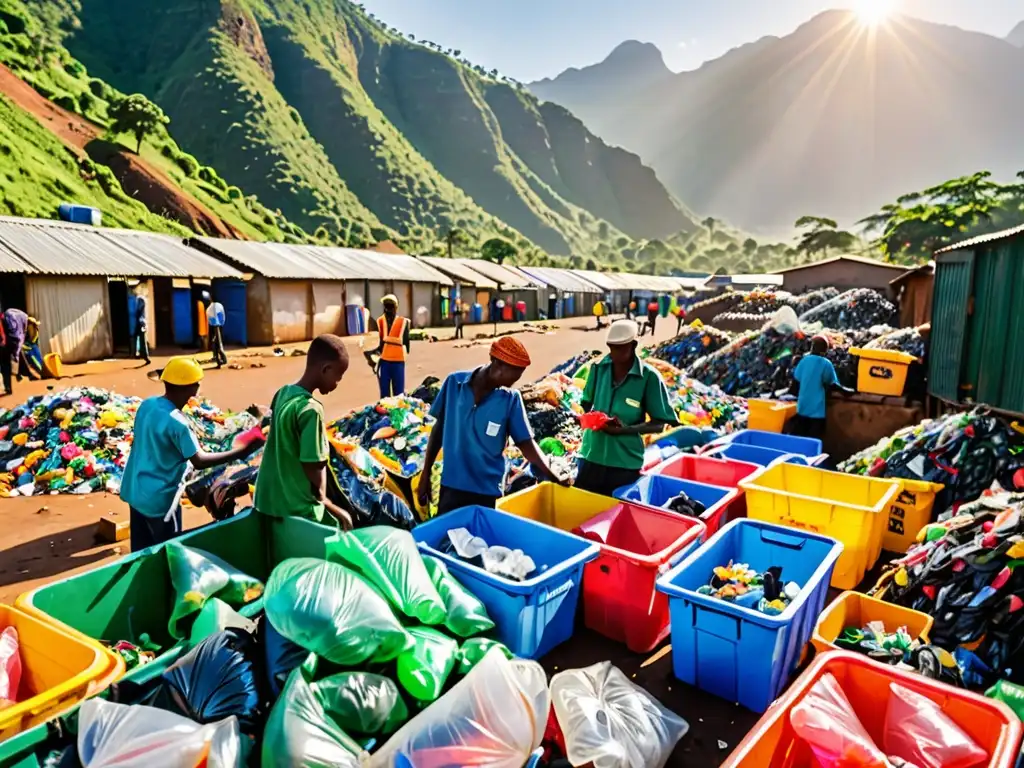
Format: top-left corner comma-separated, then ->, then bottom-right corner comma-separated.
15,508 -> 335,685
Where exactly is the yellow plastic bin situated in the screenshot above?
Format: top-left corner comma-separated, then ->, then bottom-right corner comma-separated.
883,479 -> 944,553
497,483 -> 618,531
811,591 -> 933,655
746,400 -> 797,433
0,605 -> 110,742
739,464 -> 901,589
849,347 -> 917,397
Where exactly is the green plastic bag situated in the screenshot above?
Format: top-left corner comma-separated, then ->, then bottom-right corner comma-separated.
264,558 -> 412,666
458,638 -> 513,674
189,598 -> 257,646
423,556 -> 494,638
325,527 -> 445,625
986,680 -> 1024,722
313,672 -> 409,736
262,666 -> 364,768
166,540 -> 263,639
396,626 -> 459,703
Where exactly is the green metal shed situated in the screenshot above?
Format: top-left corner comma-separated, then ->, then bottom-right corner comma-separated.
930,224 -> 1024,412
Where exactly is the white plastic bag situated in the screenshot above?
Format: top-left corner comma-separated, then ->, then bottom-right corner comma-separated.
369,648 -> 549,768
551,662 -> 687,768
0,626 -> 22,709
77,698 -> 242,768
768,306 -> 801,334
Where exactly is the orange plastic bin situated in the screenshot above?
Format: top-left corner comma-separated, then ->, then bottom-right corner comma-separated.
574,503 -> 706,653
811,591 -> 933,654
722,651 -> 1023,768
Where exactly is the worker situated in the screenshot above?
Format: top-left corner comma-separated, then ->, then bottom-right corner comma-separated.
375,294 -> 409,398
575,319 -> 678,496
120,357 -> 264,552
453,298 -> 464,340
0,307 -> 28,397
206,295 -> 228,368
131,286 -> 151,365
787,334 -> 854,440
196,291 -> 210,352
254,334 -> 353,530
645,299 -> 659,337
17,316 -> 41,381
418,336 -> 568,515
593,299 -> 606,330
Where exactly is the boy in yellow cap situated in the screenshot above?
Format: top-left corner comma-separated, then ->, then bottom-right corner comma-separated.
120,356 -> 264,551
374,294 -> 410,398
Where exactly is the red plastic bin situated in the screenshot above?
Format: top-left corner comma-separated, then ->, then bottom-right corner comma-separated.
574,501 -> 706,653
648,452 -> 759,533
722,650 -> 1023,768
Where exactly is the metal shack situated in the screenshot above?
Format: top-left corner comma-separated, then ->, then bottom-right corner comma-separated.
515,266 -> 603,319
774,255 -> 908,294
929,225 -> 1024,413
449,258 -> 541,321
417,256 -> 498,323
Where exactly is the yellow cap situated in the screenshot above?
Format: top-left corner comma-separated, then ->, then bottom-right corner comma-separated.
161,356 -> 204,386
381,294 -> 399,306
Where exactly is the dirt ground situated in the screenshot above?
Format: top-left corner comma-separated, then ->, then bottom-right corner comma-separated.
0,315 -> 681,603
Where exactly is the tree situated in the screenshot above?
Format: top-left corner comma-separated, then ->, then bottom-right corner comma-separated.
481,237 -> 517,265
453,49 -> 461,57
794,216 -> 859,258
109,94 -> 169,153
701,217 -> 717,238
585,258 -> 597,271
743,237 -> 758,255
442,227 -> 467,259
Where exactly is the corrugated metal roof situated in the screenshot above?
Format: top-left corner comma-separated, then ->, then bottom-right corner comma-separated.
99,230 -> 241,278
451,258 -> 536,288
570,269 -> 624,291
194,238 -> 341,279
730,273 -> 785,287
0,237 -> 33,273
329,248 -> 452,285
773,255 -> 907,274
934,224 -> 1024,255
515,266 -> 602,293
418,256 -> 498,288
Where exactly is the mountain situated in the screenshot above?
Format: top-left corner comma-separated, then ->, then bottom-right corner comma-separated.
1008,21 -> 1024,47
0,0 -> 699,258
529,11 -> 1024,234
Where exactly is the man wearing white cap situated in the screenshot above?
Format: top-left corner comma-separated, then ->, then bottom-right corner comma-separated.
375,294 -> 410,398
576,319 -> 677,496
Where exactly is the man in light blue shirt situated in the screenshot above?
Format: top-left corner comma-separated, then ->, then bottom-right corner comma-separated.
206,295 -> 228,368
789,335 -> 853,439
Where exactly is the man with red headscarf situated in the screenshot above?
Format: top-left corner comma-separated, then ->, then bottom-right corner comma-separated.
418,336 -> 568,514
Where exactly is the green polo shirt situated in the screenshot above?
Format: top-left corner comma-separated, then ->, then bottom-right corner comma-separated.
579,355 -> 677,470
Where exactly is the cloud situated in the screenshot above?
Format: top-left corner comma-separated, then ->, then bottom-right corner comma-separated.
677,40 -> 688,48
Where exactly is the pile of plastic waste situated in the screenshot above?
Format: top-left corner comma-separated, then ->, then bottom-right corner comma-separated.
408,376 -> 442,406
864,324 -> 929,360
834,621 -> 921,665
839,409 -> 1023,512
738,290 -> 792,315
786,286 -> 840,314
549,350 -> 601,379
0,389 -> 258,499
648,323 -> 733,370
797,288 -> 898,330
644,357 -> 747,431
328,395 -> 434,479
697,561 -> 800,616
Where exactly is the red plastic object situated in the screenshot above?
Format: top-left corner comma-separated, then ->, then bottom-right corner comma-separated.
573,502 -> 706,652
721,651 -> 1023,768
578,411 -> 611,431
648,453 -> 759,533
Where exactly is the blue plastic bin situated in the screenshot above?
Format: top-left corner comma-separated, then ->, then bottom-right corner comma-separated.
709,429 -> 823,459
412,506 -> 600,659
614,475 -> 737,535
705,443 -> 823,468
655,519 -> 843,713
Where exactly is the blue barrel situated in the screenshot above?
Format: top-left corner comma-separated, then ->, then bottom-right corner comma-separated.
171,287 -> 193,346
58,203 -> 102,226
345,304 -> 366,335
471,303 -> 483,323
564,295 -> 575,316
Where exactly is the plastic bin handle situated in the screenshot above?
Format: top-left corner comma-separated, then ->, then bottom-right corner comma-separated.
758,528 -> 807,550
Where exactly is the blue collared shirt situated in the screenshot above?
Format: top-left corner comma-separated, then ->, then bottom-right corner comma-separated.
793,354 -> 838,419
429,369 -> 534,496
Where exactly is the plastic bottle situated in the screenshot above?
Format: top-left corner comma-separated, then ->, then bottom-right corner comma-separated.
0,626 -> 22,709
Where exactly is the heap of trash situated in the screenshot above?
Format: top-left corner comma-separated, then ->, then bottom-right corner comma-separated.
797,288 -> 898,330
786,286 -> 841,314
864,324 -> 929,360
328,395 -> 434,479
648,323 -> 734,370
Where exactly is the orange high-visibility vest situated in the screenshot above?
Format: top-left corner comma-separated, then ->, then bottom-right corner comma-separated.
378,315 -> 407,362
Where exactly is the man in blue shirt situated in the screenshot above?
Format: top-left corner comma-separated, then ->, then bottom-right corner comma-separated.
206,294 -> 228,368
121,356 -> 263,551
789,335 -> 853,439
417,336 -> 567,515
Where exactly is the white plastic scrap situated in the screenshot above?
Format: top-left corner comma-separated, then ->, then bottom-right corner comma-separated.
447,528 -> 537,580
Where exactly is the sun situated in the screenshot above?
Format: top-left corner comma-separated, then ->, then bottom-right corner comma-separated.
852,0 -> 894,26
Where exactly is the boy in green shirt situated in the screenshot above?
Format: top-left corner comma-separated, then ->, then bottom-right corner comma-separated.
254,334 -> 353,529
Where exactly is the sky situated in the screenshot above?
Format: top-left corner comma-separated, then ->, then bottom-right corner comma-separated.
360,0 -> 1024,82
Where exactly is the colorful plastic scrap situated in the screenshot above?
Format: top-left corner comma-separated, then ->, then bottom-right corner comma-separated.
647,323 -> 733,370
696,561 -> 800,615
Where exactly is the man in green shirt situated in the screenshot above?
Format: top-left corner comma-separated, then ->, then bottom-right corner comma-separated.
576,319 -> 677,496
254,334 -> 353,529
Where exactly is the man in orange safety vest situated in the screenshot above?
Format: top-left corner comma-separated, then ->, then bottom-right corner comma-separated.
375,294 -> 410,398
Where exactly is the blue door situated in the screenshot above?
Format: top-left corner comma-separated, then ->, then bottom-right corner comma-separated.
213,280 -> 248,346
171,287 -> 193,346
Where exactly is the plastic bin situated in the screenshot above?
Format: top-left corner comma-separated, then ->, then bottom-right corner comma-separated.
811,591 -> 933,655
16,509 -> 335,685
883,479 -> 944,553
412,506 -> 599,659
706,429 -> 824,460
721,650 -> 1023,767
704,442 -> 822,468
0,605 -> 109,742
615,474 -> 738,535
850,347 -> 917,397
739,463 -> 901,590
746,400 -> 798,433
574,503 -> 706,652
497,483 -> 618,532
656,519 -> 841,712
649,453 -> 760,532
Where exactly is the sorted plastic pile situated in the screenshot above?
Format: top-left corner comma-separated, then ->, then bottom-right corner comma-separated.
644,358 -> 747,431
697,561 -> 800,616
328,395 -> 434,479
835,622 -> 920,665
0,389 -> 258,499
787,286 -> 840,314
798,288 -> 898,330
839,409 -> 1023,511
663,491 -> 706,518
549,350 -> 601,379
864,324 -> 929,360
648,323 -> 733,370
440,527 -> 537,581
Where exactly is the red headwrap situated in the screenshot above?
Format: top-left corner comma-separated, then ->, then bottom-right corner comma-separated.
490,336 -> 531,368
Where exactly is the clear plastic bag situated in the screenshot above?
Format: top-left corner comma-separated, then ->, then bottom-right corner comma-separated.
551,661 -> 688,768
395,626 -> 459,703
165,541 -> 263,639
423,556 -> 494,638
262,667 -> 365,768
313,672 -> 408,736
369,648 -> 549,768
77,698 -> 242,768
789,673 -> 888,768
264,558 -> 412,666
0,626 -> 22,709
325,527 -> 445,625
883,682 -> 988,768
189,598 -> 256,646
